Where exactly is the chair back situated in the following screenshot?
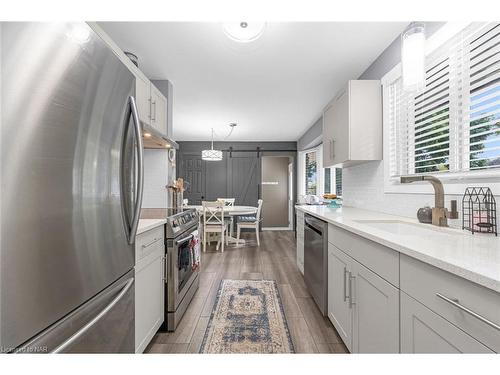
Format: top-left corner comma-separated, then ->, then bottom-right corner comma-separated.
217,198 -> 235,207
256,199 -> 263,221
202,201 -> 225,225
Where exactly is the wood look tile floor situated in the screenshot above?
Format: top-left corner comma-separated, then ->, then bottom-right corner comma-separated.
145,231 -> 348,354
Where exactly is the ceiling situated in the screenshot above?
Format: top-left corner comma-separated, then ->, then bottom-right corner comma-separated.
99,22 -> 407,141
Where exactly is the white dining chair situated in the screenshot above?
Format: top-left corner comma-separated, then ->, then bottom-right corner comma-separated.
217,198 -> 236,235
236,199 -> 263,246
202,201 -> 229,253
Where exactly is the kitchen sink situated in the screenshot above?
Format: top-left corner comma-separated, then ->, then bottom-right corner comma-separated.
353,220 -> 463,236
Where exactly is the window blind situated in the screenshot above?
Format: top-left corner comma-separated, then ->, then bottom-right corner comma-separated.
387,22 -> 500,178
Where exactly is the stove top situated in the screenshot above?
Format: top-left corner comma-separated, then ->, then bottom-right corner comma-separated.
165,208 -> 198,238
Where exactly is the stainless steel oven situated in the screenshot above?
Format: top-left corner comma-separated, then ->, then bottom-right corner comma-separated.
162,209 -> 199,331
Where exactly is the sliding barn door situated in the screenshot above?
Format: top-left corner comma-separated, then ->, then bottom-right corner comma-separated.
228,153 -> 261,206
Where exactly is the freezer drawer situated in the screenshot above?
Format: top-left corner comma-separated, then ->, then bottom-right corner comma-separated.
16,270 -> 135,354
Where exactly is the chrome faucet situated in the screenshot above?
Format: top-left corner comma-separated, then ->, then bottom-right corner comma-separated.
400,176 -> 458,227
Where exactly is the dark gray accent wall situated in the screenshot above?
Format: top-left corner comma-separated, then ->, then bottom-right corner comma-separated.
177,141 -> 297,206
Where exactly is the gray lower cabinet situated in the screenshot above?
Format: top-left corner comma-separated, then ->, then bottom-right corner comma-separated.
351,259 -> 399,353
328,243 -> 353,351
327,242 -> 399,353
400,292 -> 492,353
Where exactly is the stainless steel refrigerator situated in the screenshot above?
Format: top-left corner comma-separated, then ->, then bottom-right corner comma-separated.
0,22 -> 144,353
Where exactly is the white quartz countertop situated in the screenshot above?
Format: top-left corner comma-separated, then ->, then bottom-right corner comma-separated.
296,205 -> 500,293
137,219 -> 167,235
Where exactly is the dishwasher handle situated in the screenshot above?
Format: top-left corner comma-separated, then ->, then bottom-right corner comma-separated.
304,218 -> 324,236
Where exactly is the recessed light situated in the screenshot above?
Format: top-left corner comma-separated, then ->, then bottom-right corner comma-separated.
223,22 -> 266,43
143,132 -> 152,138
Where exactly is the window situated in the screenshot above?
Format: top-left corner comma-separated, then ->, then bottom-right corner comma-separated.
324,167 -> 342,196
298,145 -> 343,198
386,22 -> 500,180
305,150 -> 318,195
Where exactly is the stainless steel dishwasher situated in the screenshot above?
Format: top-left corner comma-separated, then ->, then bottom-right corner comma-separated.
304,213 -> 328,315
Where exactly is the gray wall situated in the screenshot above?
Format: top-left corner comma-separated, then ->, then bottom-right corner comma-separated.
297,22 -> 446,149
297,116 -> 322,151
177,141 -> 297,206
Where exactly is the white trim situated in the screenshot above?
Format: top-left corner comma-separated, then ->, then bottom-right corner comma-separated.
297,144 -> 324,198
262,227 -> 293,231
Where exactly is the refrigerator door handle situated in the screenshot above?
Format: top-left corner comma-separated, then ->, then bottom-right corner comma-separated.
128,96 -> 144,244
51,278 -> 134,353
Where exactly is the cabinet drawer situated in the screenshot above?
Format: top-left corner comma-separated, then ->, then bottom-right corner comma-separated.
401,292 -> 492,353
401,254 -> 500,352
328,224 -> 399,286
135,226 -> 164,262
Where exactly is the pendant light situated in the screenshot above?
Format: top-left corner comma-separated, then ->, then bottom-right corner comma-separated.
401,22 -> 426,91
201,128 -> 223,161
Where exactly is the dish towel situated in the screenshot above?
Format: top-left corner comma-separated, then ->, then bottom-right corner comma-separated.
190,230 -> 201,270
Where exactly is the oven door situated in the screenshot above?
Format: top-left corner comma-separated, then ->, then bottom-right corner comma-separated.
167,226 -> 197,311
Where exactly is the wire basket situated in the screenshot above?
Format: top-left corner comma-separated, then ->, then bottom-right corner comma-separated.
462,187 -> 497,236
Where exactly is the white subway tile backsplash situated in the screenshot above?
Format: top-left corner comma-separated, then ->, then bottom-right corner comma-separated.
342,161 -> 499,230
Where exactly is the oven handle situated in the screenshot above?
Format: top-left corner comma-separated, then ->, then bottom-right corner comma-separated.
175,234 -> 194,246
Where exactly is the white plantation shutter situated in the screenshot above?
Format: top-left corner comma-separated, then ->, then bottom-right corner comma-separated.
387,22 -> 500,178
467,23 -> 500,170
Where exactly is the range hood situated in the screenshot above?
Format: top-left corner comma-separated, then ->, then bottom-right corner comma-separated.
141,122 -> 178,150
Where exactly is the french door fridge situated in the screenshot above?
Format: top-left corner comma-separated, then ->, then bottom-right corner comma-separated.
0,22 -> 144,353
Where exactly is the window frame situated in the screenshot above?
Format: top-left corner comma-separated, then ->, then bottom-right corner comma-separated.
298,145 -> 342,198
383,23 -> 500,195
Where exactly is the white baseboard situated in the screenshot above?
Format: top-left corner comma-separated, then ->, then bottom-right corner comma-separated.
262,227 -> 292,231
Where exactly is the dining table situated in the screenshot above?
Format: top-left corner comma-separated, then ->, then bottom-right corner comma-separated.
185,204 -> 258,245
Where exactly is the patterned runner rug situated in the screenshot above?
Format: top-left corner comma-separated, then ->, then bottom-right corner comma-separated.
200,279 -> 294,353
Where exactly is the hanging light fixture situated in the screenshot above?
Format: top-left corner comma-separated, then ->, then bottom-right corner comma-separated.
401,22 -> 426,91
201,128 -> 223,161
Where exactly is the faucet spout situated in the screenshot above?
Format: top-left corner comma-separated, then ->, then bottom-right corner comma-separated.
400,175 -> 448,227
400,175 -> 444,208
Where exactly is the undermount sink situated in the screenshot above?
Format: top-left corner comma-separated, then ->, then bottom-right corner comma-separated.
353,220 -> 462,236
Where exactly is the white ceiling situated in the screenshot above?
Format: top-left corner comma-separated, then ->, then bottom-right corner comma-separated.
99,22 -> 407,141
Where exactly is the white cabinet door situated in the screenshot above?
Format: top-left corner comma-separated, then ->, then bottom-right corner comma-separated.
351,259 -> 399,353
296,212 -> 304,274
401,292 -> 492,353
327,243 -> 353,351
135,246 -> 165,353
150,83 -> 167,134
322,103 -> 335,167
135,76 -> 151,126
330,88 -> 349,166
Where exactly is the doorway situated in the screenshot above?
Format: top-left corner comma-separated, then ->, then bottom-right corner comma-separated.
261,156 -> 292,230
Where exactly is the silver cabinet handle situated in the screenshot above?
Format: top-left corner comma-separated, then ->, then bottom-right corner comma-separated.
52,278 -> 134,353
148,97 -> 152,119
129,96 -> 144,244
436,293 -> 500,331
152,101 -> 156,121
142,237 -> 162,249
162,255 -> 167,283
331,139 -> 335,159
343,267 -> 349,302
348,272 -> 356,308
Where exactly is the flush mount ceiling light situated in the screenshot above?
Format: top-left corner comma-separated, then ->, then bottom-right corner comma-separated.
202,128 -> 223,161
223,22 -> 266,43
401,22 -> 426,91
67,23 -> 91,44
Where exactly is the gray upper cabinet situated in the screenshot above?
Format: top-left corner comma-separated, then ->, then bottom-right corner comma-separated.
88,22 -> 168,135
323,80 -> 382,168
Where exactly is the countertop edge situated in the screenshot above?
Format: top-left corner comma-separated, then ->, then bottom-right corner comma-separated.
296,205 -> 500,294
137,219 -> 167,235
